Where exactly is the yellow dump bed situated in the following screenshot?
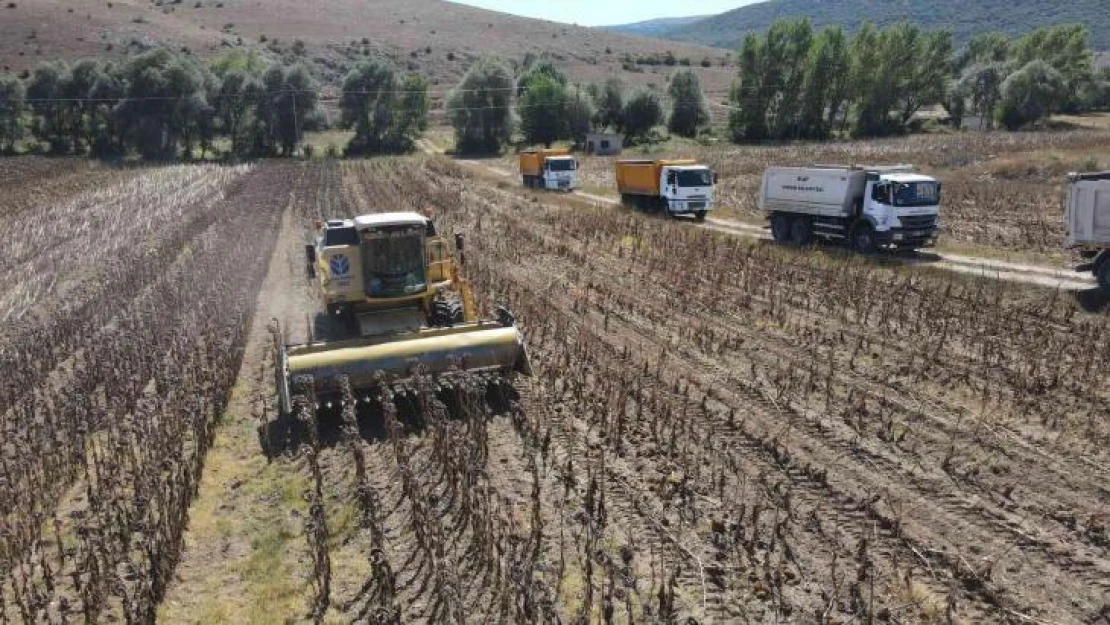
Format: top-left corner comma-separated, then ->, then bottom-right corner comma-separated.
519,148 -> 571,177
615,159 -> 697,196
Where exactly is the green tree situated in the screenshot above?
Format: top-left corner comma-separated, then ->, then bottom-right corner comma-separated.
0,74 -> 25,153
516,59 -> 567,97
519,73 -> 567,147
27,61 -> 71,153
448,58 -> 514,155
274,64 -> 317,156
64,59 -> 101,153
218,69 -> 263,156
959,32 -> 1012,69
728,33 -> 769,141
849,23 -> 891,137
667,68 -> 708,138
252,63 -> 317,156
997,60 -> 1068,129
564,88 -> 594,147
340,59 -> 428,155
799,25 -> 849,139
394,73 -> 430,146
895,29 -> 953,125
621,88 -> 662,143
88,65 -> 124,156
113,50 -> 209,159
763,19 -> 813,138
594,78 -> 624,132
1013,24 -> 1093,112
959,63 -> 1007,129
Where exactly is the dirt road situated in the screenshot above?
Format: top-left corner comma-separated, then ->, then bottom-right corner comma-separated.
468,160 -> 1100,292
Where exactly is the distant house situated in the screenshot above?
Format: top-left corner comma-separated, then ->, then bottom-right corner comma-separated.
585,133 -> 622,156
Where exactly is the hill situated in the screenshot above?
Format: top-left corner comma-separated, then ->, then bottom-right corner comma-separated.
661,0 -> 1110,50
603,16 -> 710,37
0,0 -> 735,94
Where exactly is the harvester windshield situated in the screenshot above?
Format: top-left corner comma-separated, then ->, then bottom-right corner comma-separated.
362,226 -> 427,297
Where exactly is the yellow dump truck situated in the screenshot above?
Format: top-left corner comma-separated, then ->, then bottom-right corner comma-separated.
615,159 -> 717,220
519,148 -> 578,191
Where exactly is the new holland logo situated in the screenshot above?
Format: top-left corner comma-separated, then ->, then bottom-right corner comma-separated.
329,254 -> 350,277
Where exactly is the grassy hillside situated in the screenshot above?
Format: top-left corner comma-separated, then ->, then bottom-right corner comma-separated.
0,0 -> 735,92
603,16 -> 710,37
663,0 -> 1110,50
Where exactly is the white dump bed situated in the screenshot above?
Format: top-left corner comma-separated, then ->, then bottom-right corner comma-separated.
1065,172 -> 1110,247
759,166 -> 868,217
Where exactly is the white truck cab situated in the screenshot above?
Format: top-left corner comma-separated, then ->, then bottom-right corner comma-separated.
760,165 -> 942,252
660,165 -> 715,216
542,155 -> 578,191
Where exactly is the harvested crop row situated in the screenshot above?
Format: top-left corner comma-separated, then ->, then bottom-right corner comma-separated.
0,164 -> 289,623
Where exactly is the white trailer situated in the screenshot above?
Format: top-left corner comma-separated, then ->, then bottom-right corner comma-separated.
1064,171 -> 1110,290
758,165 -> 942,252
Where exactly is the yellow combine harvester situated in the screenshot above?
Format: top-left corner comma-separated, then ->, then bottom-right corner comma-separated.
275,211 -> 531,417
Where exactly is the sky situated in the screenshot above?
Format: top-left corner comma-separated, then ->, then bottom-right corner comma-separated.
449,0 -> 753,27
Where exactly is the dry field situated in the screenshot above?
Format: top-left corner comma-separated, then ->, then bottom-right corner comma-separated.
1,155 -> 1108,625
495,129 -> 1110,258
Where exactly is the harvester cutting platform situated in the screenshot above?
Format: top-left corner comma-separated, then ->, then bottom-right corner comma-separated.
275,211 -> 531,419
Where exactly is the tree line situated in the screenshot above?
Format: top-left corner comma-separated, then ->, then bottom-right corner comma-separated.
447,56 -> 709,155
1,22 -> 1106,159
0,49 -> 432,159
728,20 -> 1110,141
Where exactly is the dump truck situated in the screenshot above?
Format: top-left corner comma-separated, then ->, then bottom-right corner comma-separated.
1065,171 -> 1110,291
275,212 -> 531,418
759,165 -> 941,252
615,159 -> 716,220
519,148 -> 578,191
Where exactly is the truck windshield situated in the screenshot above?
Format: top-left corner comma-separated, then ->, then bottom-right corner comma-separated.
361,227 -> 427,297
893,182 -> 940,207
677,169 -> 712,187
547,159 -> 576,172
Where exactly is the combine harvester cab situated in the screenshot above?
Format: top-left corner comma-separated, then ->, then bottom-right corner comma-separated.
519,148 -> 578,191
276,212 -> 531,426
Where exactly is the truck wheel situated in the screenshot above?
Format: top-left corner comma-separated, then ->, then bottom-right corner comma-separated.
790,218 -> 814,246
771,214 -> 791,243
851,224 -> 877,254
694,210 -> 707,221
1098,258 -> 1110,290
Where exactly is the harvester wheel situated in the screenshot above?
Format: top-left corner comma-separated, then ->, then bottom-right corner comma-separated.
432,293 -> 464,327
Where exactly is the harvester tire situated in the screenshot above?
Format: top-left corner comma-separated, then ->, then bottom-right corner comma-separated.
432,293 -> 464,327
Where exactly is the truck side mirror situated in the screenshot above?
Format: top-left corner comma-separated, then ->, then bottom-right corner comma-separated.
713,172 -> 719,185
668,173 -> 677,186
304,244 -> 316,264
